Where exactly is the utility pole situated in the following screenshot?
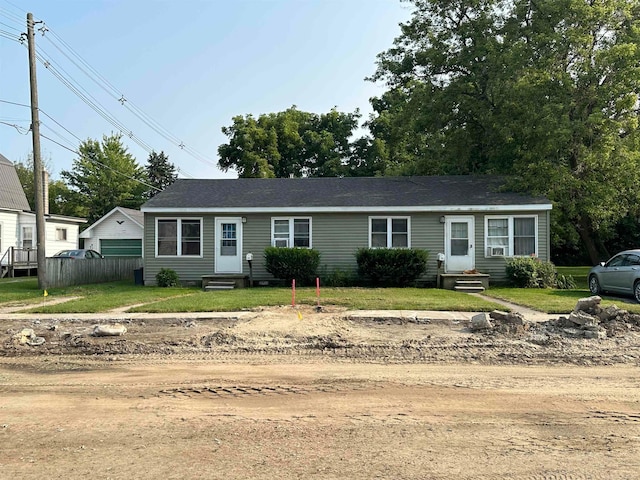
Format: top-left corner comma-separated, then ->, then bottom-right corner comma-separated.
27,12 -> 47,289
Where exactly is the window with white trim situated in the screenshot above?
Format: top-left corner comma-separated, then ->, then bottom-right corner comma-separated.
156,218 -> 202,256
485,216 -> 537,257
271,218 -> 311,248
22,226 -> 33,249
369,217 -> 410,248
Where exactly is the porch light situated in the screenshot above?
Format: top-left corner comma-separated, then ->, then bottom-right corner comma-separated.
439,216 -> 446,224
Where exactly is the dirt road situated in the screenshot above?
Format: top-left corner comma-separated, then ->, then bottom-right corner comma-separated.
1,305 -> 640,479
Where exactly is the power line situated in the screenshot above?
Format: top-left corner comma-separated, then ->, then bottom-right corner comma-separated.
40,132 -> 162,192
39,22 -> 222,170
0,120 -> 30,134
0,98 -> 30,108
0,96 -> 195,178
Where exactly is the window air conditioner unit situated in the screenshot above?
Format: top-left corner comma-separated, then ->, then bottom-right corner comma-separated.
274,239 -> 289,248
490,246 -> 505,256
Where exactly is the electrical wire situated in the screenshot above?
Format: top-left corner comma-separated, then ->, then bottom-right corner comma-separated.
40,23 -> 221,170
40,132 -> 162,192
0,99 -> 30,108
0,120 -> 30,134
0,6 -> 205,179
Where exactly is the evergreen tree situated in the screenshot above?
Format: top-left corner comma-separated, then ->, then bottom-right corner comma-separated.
145,150 -> 177,197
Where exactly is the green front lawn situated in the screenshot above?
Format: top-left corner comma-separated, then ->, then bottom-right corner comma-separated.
1,278 -> 506,313
127,287 -> 506,313
483,287 -> 640,314
556,266 -> 591,290
6,270 -> 636,315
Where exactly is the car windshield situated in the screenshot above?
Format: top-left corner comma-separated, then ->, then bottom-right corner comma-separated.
55,250 -> 81,257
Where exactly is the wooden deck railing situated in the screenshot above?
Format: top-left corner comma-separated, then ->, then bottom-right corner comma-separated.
1,247 -> 38,278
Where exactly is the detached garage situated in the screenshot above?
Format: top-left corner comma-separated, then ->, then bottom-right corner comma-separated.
80,207 -> 143,257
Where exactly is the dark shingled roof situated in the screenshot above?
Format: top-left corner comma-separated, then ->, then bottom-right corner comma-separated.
142,176 -> 549,210
0,153 -> 31,211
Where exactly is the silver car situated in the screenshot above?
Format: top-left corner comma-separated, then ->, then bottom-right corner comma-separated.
52,249 -> 104,259
588,249 -> 640,302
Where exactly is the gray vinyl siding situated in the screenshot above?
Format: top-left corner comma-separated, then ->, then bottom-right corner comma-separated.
247,211 -> 446,284
474,210 -> 550,284
142,209 -> 549,286
143,213 -> 215,285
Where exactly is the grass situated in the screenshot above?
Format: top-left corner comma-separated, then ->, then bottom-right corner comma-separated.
1,278 -> 195,313
556,266 -> 591,289
0,278 -> 505,313
127,287 -> 506,313
483,287 -> 640,314
5,268 -> 638,315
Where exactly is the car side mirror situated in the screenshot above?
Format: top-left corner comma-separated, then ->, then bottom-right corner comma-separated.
600,262 -> 605,267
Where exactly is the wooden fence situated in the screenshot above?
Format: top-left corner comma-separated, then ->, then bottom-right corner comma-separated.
45,257 -> 143,288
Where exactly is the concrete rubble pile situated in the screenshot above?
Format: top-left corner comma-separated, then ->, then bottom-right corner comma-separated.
471,295 -> 640,340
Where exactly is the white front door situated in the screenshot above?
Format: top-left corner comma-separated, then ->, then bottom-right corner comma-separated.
215,218 -> 243,273
445,216 -> 475,273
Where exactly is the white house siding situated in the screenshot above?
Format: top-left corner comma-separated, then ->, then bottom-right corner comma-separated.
45,220 -> 80,256
81,210 -> 142,253
0,210 -> 19,264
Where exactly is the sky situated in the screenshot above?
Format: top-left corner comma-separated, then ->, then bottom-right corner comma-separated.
0,0 -> 412,180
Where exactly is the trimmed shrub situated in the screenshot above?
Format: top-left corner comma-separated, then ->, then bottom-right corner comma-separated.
356,248 -> 429,287
505,257 -> 558,288
264,247 -> 320,286
156,268 -> 179,287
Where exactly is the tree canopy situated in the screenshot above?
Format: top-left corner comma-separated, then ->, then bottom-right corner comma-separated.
13,155 -> 83,217
61,134 -> 150,223
218,106 -> 385,178
369,0 -> 640,263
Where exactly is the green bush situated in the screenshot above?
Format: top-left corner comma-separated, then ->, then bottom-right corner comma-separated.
264,247 -> 320,286
505,257 -> 559,288
556,274 -> 577,290
356,248 -> 428,287
156,268 -> 179,287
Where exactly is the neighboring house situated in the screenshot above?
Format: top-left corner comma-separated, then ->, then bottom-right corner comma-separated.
0,153 -> 86,277
140,176 -> 552,287
80,206 -> 143,257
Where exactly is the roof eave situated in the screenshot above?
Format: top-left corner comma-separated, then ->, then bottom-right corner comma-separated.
141,204 -> 552,214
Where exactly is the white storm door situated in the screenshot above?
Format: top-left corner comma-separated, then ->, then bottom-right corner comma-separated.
215,218 -> 242,273
445,216 -> 475,273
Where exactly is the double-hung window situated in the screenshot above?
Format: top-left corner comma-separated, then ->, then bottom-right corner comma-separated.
272,218 -> 311,248
22,226 -> 33,249
156,218 -> 202,256
485,216 -> 537,257
369,217 -> 410,248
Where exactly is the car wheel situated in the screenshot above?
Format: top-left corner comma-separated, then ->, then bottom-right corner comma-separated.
634,282 -> 640,303
589,275 -> 601,295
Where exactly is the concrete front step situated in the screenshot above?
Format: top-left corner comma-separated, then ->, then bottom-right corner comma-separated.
204,281 -> 236,291
454,285 -> 486,293
454,279 -> 485,293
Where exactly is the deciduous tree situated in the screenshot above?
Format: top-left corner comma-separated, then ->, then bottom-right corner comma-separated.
370,0 -> 640,263
61,134 -> 149,223
218,106 -> 363,178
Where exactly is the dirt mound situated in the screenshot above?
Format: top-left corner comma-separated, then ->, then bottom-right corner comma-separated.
2,301 -> 640,366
